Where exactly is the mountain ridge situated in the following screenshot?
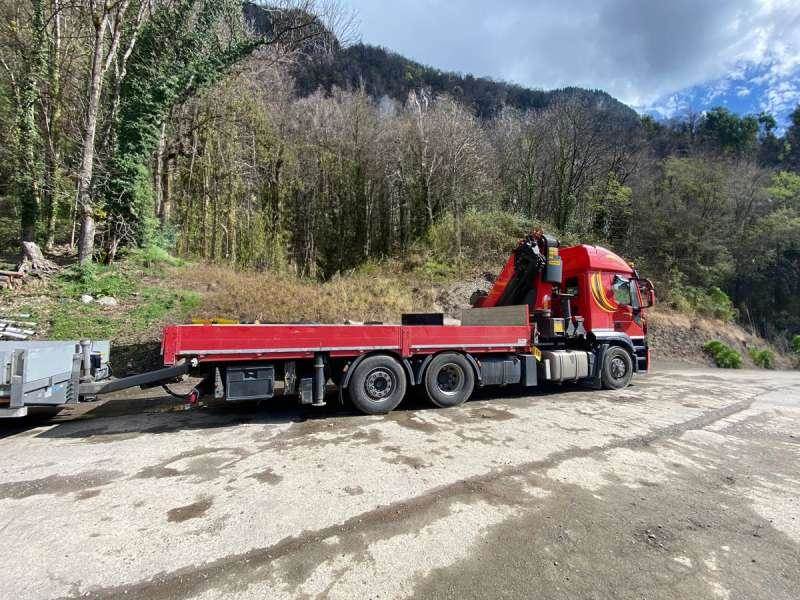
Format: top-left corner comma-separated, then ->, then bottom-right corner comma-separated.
243,3 -> 638,121
291,42 -> 640,121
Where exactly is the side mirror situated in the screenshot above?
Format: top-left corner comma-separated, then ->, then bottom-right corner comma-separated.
638,279 -> 656,308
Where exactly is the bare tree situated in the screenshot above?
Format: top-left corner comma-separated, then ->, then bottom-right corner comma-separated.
74,0 -> 138,263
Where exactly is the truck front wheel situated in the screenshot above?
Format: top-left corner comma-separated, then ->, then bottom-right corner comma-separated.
424,353 -> 475,408
601,346 -> 633,390
348,355 -> 407,415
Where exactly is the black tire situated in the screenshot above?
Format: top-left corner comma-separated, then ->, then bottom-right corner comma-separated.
423,353 -> 475,408
601,346 -> 634,390
348,355 -> 407,415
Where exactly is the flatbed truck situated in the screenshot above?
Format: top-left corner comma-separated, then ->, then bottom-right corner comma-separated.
1,231 -> 655,418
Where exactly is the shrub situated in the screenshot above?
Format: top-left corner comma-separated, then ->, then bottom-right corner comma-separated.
419,259 -> 458,281
671,286 -> 737,322
425,210 -> 532,267
703,340 -> 742,369
748,348 -> 775,369
129,244 -> 184,269
792,335 -> 800,354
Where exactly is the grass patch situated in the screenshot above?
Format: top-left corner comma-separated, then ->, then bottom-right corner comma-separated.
703,340 -> 742,369
127,245 -> 185,270
418,259 -> 460,281
48,287 -> 200,340
748,347 -> 775,369
57,263 -> 136,299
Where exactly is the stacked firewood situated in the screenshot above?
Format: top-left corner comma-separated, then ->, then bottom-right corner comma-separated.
0,315 -> 37,340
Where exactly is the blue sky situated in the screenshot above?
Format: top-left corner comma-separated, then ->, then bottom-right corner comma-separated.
339,0 -> 800,125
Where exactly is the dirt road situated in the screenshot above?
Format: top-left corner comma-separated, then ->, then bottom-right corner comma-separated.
1,366 -> 798,599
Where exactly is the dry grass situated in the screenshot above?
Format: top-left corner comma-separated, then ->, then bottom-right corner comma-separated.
174,263 -> 441,324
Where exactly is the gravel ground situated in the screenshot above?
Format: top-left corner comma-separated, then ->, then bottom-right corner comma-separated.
0,365 -> 798,599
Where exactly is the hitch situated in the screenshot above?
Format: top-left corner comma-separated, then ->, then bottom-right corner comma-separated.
79,359 -> 195,399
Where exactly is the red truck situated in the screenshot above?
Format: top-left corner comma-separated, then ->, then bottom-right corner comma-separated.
154,231 -> 656,415
2,231 -> 655,418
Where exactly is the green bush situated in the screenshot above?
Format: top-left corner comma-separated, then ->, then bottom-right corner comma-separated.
672,286 -> 737,321
128,244 -> 184,269
703,340 -> 742,369
425,210 -> 533,266
419,259 -> 458,281
792,335 -> 800,354
748,347 -> 775,369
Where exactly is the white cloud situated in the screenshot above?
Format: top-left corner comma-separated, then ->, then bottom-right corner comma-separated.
343,0 -> 800,115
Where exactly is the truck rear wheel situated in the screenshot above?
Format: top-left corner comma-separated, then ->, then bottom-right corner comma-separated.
424,353 -> 475,408
601,346 -> 633,390
348,355 -> 407,415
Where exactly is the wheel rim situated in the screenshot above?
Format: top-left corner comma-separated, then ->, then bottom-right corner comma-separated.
610,356 -> 628,380
436,363 -> 464,396
364,368 -> 395,402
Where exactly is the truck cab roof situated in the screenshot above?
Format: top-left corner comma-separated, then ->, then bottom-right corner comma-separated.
560,245 -> 635,276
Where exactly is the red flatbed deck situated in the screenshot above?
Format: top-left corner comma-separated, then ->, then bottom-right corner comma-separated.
162,323 -> 533,365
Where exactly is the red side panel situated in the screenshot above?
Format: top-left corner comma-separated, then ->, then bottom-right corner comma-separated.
162,323 -> 532,365
402,326 -> 531,356
162,324 -> 402,364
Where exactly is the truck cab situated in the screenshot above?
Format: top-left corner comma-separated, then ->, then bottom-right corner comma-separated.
560,244 -> 654,375
473,231 -> 655,390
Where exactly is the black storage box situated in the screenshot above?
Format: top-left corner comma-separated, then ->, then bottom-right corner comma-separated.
225,365 -> 275,401
479,356 -> 522,386
402,313 -> 445,326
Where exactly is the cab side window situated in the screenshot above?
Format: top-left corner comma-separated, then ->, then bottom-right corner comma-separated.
612,276 -> 632,306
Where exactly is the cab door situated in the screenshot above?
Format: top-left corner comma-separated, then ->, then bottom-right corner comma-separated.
609,274 -> 644,337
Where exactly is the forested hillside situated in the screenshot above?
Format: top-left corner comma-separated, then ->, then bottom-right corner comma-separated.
290,42 -> 638,122
1,1 -> 799,349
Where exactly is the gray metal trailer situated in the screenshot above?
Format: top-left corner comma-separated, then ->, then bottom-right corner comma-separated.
0,341 -> 111,418
1,340 -> 195,418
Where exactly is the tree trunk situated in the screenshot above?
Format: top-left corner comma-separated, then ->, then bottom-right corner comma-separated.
227,194 -> 236,264
18,241 -> 59,275
161,157 -> 172,223
17,0 -> 47,243
201,162 -> 210,259
44,0 -> 62,250
154,122 -> 166,217
76,13 -> 108,264
78,209 -> 96,264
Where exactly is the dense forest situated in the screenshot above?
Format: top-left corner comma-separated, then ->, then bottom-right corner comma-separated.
1,1 -> 799,346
